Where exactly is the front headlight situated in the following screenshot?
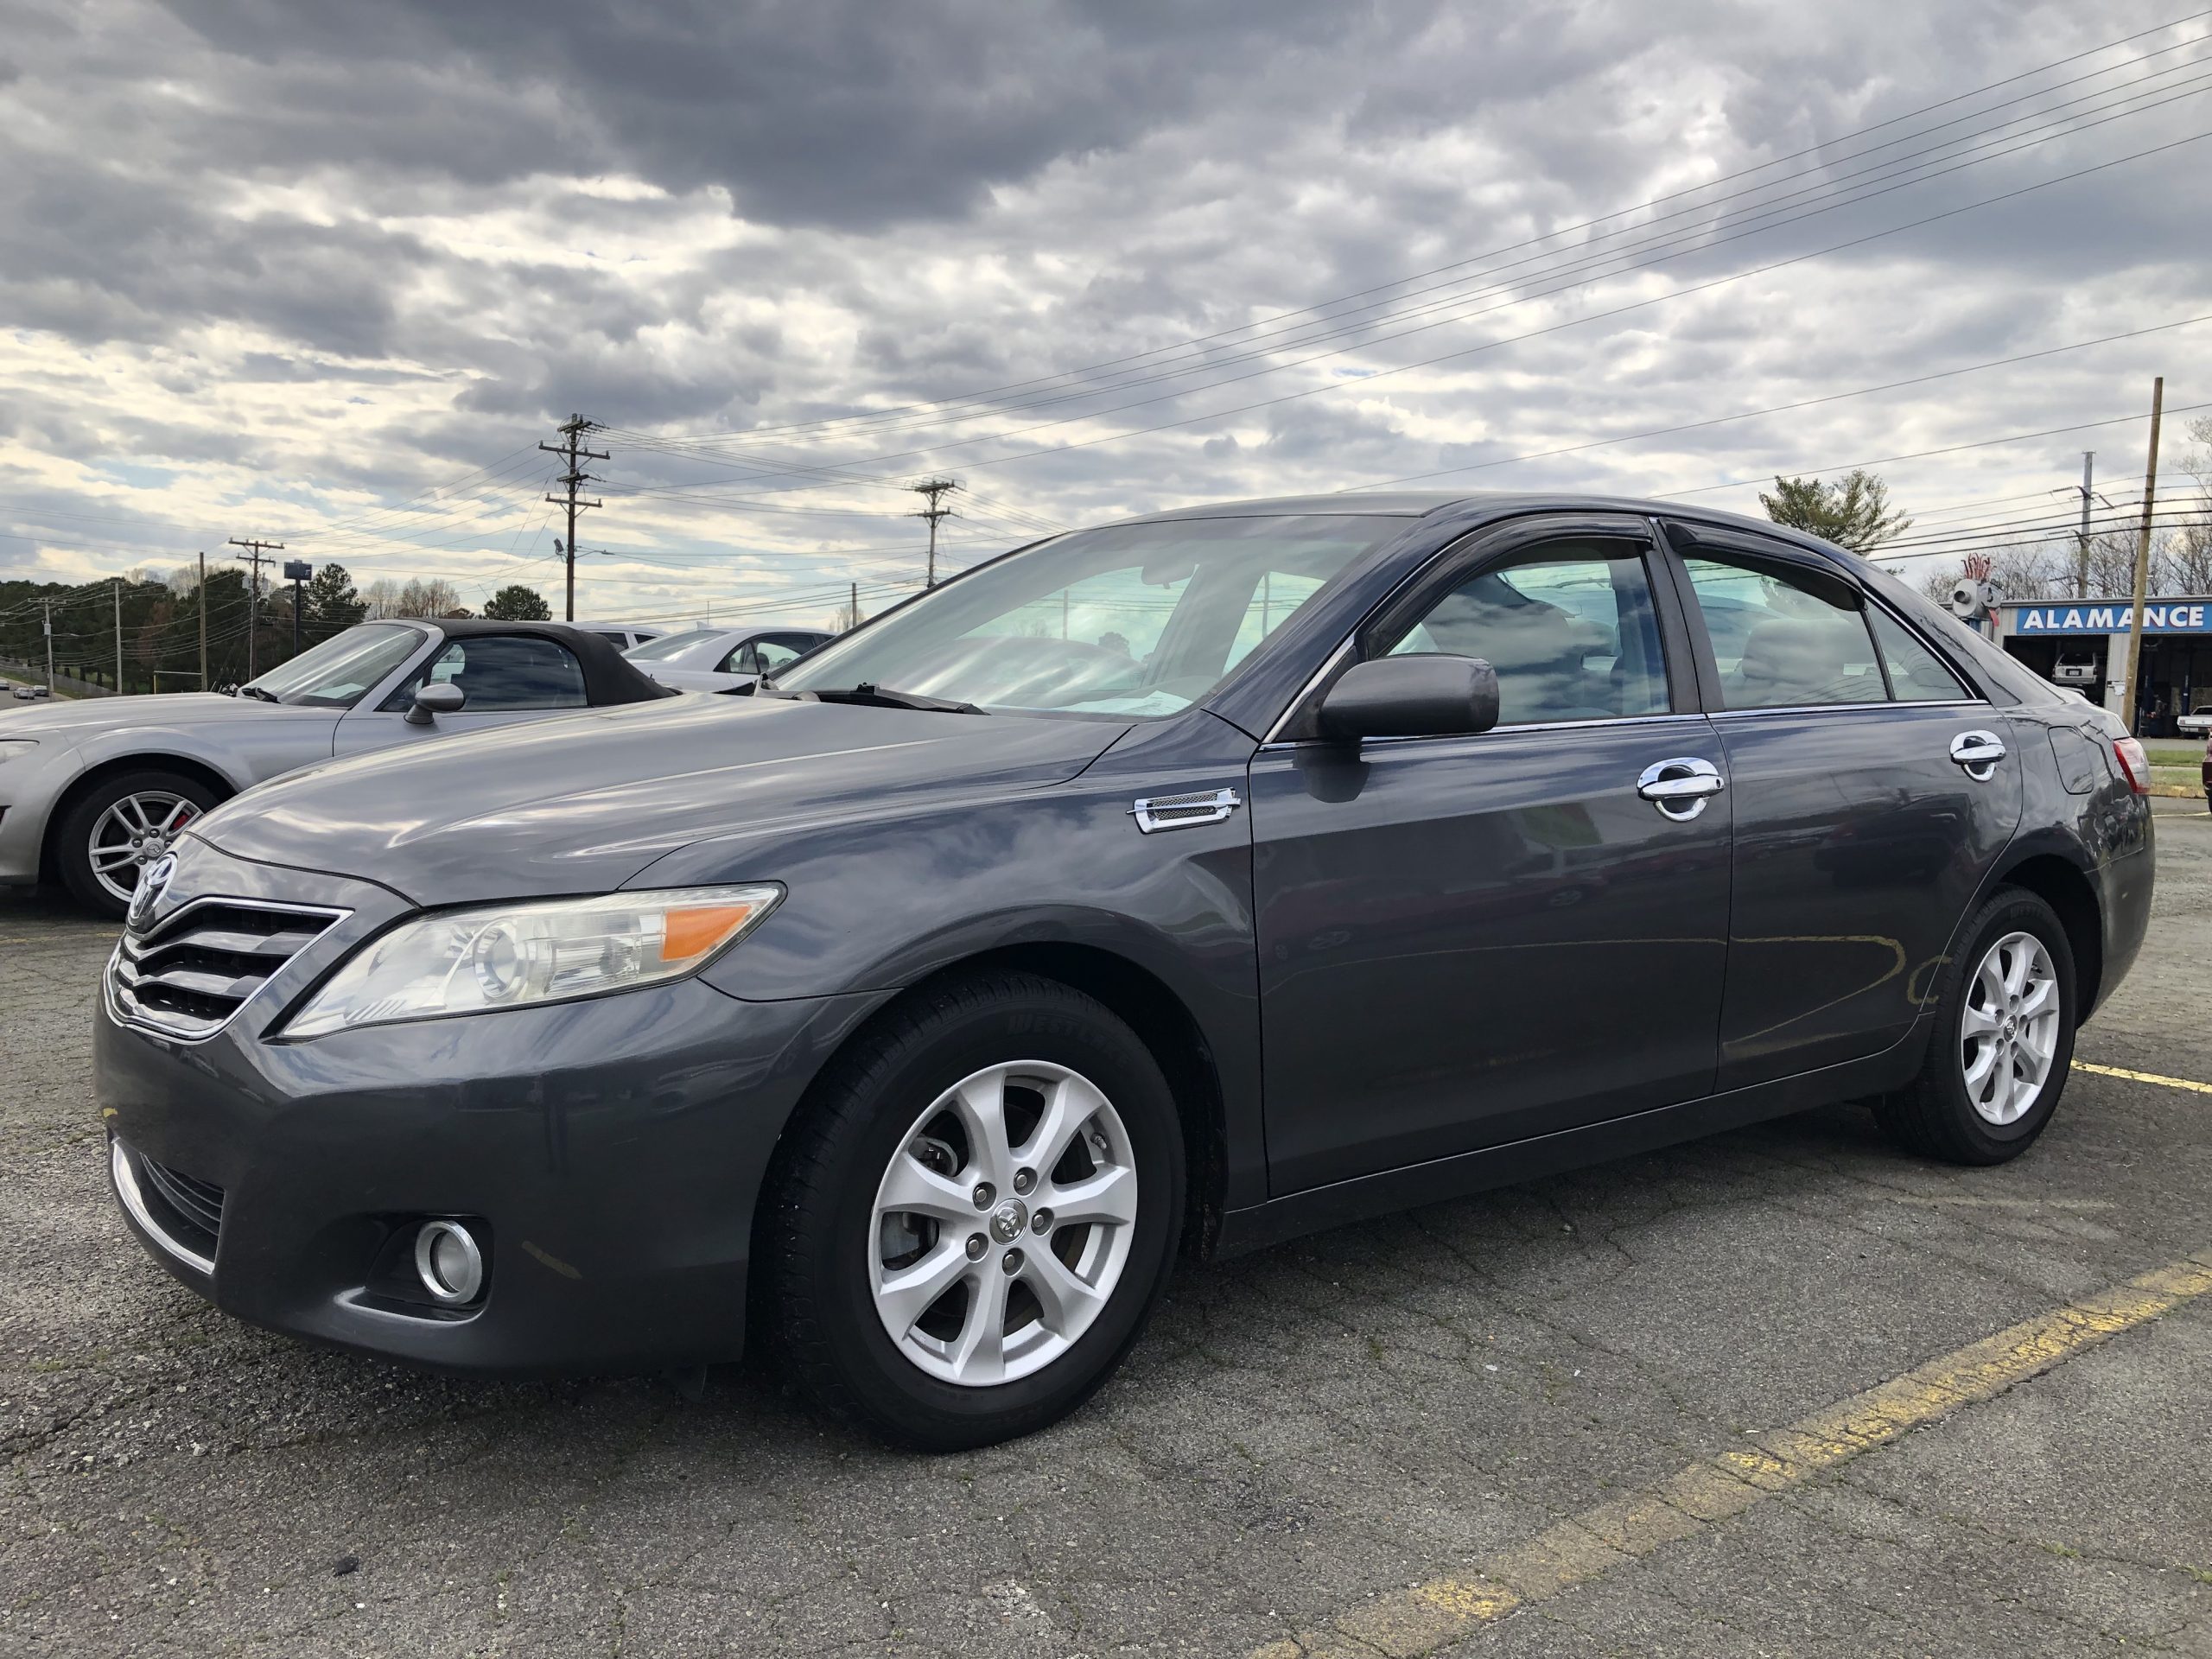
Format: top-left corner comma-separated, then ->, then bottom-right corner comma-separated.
283,884 -> 783,1038
0,739 -> 39,766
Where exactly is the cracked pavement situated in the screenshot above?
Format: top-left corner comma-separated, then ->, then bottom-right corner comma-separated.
4,804 -> 2209,1656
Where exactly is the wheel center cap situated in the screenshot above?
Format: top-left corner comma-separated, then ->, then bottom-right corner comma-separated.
988,1198 -> 1029,1244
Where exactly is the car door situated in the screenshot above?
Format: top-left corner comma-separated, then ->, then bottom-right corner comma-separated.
331,632 -> 593,756
1658,524 -> 2024,1090
1249,516 -> 1733,1194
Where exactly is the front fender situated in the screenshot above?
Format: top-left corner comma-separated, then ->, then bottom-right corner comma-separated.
644,710 -> 1268,1207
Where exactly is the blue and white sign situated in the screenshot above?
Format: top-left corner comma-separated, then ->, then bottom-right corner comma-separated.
2011,602 -> 2211,635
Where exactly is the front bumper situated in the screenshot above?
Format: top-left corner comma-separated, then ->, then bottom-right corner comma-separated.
94,838 -> 875,1375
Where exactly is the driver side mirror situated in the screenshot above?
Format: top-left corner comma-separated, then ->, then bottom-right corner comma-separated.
1317,655 -> 1500,742
405,680 -> 467,726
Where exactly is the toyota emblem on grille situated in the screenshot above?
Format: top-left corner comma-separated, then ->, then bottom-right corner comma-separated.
129,853 -> 177,927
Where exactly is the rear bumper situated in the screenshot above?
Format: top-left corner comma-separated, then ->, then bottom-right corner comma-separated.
2091,839 -> 2154,1018
96,925 -> 875,1376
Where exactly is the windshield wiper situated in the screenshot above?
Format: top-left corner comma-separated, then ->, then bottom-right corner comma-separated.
236,685 -> 279,702
799,683 -> 988,715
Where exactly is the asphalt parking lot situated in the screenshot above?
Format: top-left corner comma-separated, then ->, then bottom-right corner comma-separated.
4,803 -> 2210,1658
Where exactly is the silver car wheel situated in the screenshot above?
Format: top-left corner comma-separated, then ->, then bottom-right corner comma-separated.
87,791 -> 199,906
1960,930 -> 2062,1126
868,1060 -> 1138,1388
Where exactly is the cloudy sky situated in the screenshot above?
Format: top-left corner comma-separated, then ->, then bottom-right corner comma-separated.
2,0 -> 2208,627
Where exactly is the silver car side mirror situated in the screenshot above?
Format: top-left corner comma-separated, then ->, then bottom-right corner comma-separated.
405,681 -> 467,726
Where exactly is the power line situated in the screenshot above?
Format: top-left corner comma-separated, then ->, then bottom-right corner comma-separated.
607,9 -> 2212,452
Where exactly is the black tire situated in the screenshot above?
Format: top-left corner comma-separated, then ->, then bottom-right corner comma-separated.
51,768 -> 223,919
1874,886 -> 2077,1165
763,971 -> 1185,1451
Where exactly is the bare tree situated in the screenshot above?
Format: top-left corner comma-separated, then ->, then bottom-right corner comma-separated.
395,577 -> 463,618
360,578 -> 402,619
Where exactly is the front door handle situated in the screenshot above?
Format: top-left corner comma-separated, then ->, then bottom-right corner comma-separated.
1949,729 -> 2006,780
1637,756 -> 1726,821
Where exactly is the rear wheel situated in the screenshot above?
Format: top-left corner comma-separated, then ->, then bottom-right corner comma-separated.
53,769 -> 222,918
1874,887 -> 2076,1165
764,972 -> 1183,1450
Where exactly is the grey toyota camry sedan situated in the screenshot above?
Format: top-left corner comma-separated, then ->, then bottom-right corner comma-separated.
94,493 -> 2154,1449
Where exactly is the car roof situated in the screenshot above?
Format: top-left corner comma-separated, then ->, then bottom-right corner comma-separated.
415,619 -> 672,704
1101,489 -> 1840,549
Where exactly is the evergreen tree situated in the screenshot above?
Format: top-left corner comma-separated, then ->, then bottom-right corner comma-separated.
482,583 -> 552,620
305,563 -> 365,636
1759,470 -> 1912,554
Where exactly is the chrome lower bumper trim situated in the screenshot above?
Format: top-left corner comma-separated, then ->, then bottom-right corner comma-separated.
110,1138 -> 214,1275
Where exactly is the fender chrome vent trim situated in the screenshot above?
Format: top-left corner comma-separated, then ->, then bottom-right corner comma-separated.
1130,788 -> 1243,834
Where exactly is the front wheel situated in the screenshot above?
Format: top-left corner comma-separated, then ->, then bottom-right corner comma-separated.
52,769 -> 223,918
1874,887 -> 2077,1165
763,972 -> 1185,1450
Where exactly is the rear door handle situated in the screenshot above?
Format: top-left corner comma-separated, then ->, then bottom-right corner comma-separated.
1949,729 -> 2006,779
1637,756 -> 1726,820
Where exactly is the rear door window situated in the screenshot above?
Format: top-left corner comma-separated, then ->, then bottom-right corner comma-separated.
1680,556 -> 1886,709
1866,607 -> 1970,702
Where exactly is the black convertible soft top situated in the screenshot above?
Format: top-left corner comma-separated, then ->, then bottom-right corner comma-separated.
428,619 -> 676,705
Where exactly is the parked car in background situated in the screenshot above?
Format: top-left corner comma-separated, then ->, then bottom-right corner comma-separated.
2177,698 -> 2212,736
581,622 -> 671,652
626,625 -> 835,692
2051,648 -> 2100,684
94,493 -> 2153,1451
0,620 -> 669,915
2202,729 -> 2211,810
11,683 -> 52,700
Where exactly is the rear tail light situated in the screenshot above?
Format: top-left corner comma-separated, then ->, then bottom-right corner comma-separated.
2112,736 -> 2151,794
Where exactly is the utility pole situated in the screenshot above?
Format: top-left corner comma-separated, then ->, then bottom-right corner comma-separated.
2120,378 -> 2164,735
849,580 -> 860,632
198,552 -> 208,691
284,559 -> 313,658
540,415 -> 607,622
910,478 -> 958,588
113,578 -> 124,696
41,600 -> 54,693
2075,452 -> 2094,601
228,537 -> 283,680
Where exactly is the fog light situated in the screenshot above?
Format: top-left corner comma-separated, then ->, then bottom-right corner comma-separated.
413,1219 -> 485,1305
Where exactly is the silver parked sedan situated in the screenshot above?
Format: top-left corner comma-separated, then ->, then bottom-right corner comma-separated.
625,625 -> 835,693
0,620 -> 671,915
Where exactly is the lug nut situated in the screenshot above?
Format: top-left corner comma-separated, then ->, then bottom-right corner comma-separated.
1001,1249 -> 1024,1275
965,1234 -> 987,1261
1030,1208 -> 1053,1235
972,1181 -> 995,1209
1012,1167 -> 1035,1195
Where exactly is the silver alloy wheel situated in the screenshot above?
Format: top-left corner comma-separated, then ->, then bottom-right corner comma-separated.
1960,930 -> 2062,1126
868,1060 -> 1138,1387
87,791 -> 199,906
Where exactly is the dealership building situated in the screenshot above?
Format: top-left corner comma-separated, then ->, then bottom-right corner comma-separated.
1996,597 -> 2212,734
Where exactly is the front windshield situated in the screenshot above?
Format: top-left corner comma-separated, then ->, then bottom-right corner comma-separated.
773,515 -> 1395,717
625,629 -> 715,662
242,623 -> 423,708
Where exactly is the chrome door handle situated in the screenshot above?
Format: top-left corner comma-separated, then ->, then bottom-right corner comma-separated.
1949,729 -> 2005,780
1637,757 -> 1726,821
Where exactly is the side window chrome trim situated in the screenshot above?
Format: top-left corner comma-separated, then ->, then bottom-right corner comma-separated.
1706,698 -> 1989,720
1258,710 -> 1712,753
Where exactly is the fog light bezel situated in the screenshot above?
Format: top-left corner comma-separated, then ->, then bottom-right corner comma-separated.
412,1218 -> 486,1306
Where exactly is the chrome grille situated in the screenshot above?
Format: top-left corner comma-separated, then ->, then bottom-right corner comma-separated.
108,898 -> 346,1039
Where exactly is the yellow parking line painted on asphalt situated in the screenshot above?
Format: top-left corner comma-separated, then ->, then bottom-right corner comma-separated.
2077,1061 -> 2212,1096
1252,1250 -> 2212,1659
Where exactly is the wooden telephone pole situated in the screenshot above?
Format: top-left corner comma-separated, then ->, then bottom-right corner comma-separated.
910,478 -> 958,588
541,415 -> 607,622
2119,378 -> 2164,735
228,537 -> 284,680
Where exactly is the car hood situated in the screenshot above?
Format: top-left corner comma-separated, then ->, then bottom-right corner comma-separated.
191,693 -> 1133,906
0,691 -> 329,740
